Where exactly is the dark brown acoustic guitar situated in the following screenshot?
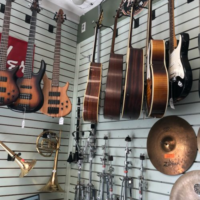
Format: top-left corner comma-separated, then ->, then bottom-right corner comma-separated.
121,1 -> 144,119
146,0 -> 168,118
40,9 -> 72,117
83,11 -> 103,123
8,0 -> 46,113
104,0 -> 124,120
0,0 -> 20,106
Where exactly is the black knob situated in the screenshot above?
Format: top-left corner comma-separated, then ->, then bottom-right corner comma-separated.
61,108 -> 63,110
61,103 -> 64,105
8,93 -> 10,95
12,90 -> 15,92
66,106 -> 68,108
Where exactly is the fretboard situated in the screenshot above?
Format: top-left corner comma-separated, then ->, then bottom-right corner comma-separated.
128,5 -> 134,48
52,22 -> 62,87
111,11 -> 119,53
0,0 -> 12,71
24,10 -> 37,79
146,0 -> 153,55
169,0 -> 177,53
92,27 -> 98,63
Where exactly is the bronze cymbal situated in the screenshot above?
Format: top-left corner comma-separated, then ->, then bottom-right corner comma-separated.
197,128 -> 200,153
147,116 -> 197,175
170,170 -> 200,200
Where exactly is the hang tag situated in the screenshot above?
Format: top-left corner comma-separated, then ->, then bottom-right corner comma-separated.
169,98 -> 175,109
59,117 -> 64,125
52,169 -> 56,173
22,119 -> 25,129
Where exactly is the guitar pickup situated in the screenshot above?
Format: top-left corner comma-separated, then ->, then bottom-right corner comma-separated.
48,107 -> 59,114
0,87 -> 6,92
48,100 -> 60,104
20,94 -> 32,100
0,76 -> 7,82
20,85 -> 32,89
0,97 -> 4,102
49,92 -> 60,97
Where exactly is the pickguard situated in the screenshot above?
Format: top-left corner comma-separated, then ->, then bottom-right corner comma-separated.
169,35 -> 184,79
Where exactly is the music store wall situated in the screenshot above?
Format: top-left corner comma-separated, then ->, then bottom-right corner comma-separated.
0,0 -> 78,199
66,0 -> 200,200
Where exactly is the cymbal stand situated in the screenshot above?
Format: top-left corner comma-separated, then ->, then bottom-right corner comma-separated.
84,125 -> 97,200
108,155 -> 115,200
138,154 -> 147,200
97,135 -> 109,200
120,136 -> 133,200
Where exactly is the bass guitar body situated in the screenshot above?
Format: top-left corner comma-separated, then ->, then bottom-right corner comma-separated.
167,33 -> 192,102
104,53 -> 123,119
40,73 -> 72,117
0,67 -> 20,105
122,47 -> 144,119
9,60 -> 46,113
83,62 -> 102,123
146,40 -> 169,118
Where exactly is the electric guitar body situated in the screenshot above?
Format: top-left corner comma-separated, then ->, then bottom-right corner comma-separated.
146,40 -> 168,117
83,62 -> 102,122
0,67 -> 19,105
40,73 -> 71,117
9,60 -> 45,112
167,33 -> 192,102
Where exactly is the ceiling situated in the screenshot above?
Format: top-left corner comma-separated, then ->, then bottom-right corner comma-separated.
45,0 -> 103,16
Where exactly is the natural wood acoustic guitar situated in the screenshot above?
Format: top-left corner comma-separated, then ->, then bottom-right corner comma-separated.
83,11 -> 103,123
146,0 -> 169,118
40,9 -> 72,117
122,2 -> 144,119
104,0 -> 124,120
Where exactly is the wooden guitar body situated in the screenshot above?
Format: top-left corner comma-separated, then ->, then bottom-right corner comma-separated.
8,60 -> 46,113
104,53 -> 123,119
166,33 -> 192,102
0,66 -> 20,105
40,73 -> 72,117
122,47 -> 144,119
83,62 -> 102,123
146,40 -> 169,118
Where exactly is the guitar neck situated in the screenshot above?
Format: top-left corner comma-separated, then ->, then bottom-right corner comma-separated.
92,26 -> 98,63
146,0 -> 153,55
169,0 -> 177,53
24,10 -> 37,79
52,21 -> 62,87
128,5 -> 134,48
0,0 -> 12,71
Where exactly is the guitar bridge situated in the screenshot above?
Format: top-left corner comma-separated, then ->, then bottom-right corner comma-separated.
0,97 -> 4,102
0,87 -> 6,92
48,107 -> 59,114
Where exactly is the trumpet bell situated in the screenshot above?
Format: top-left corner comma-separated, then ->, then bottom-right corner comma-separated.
39,175 -> 65,193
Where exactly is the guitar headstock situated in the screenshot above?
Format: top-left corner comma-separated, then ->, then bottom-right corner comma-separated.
54,9 -> 66,24
96,10 -> 103,28
29,0 -> 42,13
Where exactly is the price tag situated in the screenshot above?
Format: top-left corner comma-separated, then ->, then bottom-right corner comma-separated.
22,119 -> 25,129
59,117 -> 64,125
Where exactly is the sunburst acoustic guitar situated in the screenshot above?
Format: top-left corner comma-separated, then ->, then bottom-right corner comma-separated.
40,9 -> 72,117
0,0 -> 19,106
146,0 -> 169,118
8,0 -> 46,113
83,11 -> 103,123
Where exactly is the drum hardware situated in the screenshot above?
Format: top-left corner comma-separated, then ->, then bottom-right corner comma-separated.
138,154 -> 148,200
108,155 -> 116,200
97,135 -> 109,200
0,141 -> 36,178
36,130 -> 65,192
120,136 -> 133,200
147,116 -> 197,175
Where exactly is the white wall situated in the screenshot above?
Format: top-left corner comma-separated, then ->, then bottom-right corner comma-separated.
67,0 -> 200,199
0,0 -> 78,199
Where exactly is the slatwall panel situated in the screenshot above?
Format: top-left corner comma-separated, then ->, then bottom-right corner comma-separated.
67,0 -> 200,199
0,0 -> 78,199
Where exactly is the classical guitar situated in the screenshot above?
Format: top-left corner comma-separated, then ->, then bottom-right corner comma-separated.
8,0 -> 46,113
83,11 -> 103,123
121,1 -> 144,119
167,0 -> 192,103
146,0 -> 168,118
0,0 -> 19,106
40,10 -> 72,117
104,0 -> 124,120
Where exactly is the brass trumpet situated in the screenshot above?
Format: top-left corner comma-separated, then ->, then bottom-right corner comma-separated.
0,141 -> 36,178
36,130 -> 65,193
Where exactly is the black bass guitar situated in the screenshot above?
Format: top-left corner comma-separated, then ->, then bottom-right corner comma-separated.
166,0 -> 192,104
0,0 -> 19,106
8,0 -> 46,113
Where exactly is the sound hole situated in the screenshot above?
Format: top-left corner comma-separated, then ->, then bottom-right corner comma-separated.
161,136 -> 176,152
